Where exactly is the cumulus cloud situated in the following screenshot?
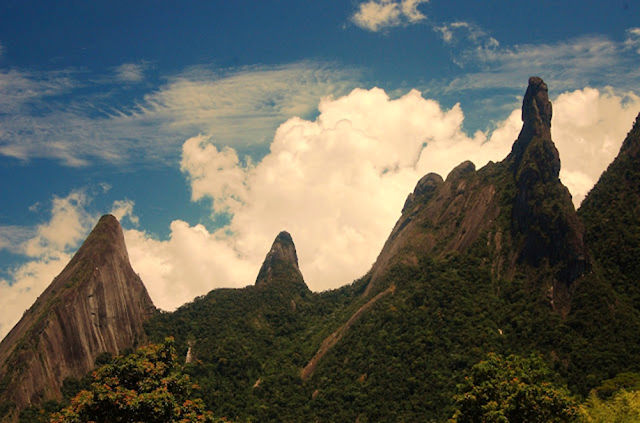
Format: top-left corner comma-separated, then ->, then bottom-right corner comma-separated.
552,87 -> 640,205
0,62 -> 358,166
110,199 -> 139,226
125,85 -> 640,313
2,85 -> 638,333
352,0 -> 428,32
114,62 -> 148,83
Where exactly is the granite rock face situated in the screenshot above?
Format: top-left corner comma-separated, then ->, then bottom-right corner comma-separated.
0,215 -> 155,420
255,231 -> 308,291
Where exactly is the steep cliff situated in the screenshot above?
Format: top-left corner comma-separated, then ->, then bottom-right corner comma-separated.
364,77 -> 588,315
0,215 -> 155,421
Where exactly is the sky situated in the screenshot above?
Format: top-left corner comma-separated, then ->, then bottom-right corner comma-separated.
1,0 -> 640,340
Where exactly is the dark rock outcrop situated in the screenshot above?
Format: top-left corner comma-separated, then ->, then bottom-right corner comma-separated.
508,77 -> 588,306
0,215 -> 155,420
256,231 -> 307,291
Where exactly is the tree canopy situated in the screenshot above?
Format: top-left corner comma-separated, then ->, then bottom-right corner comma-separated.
51,338 -> 226,423
452,353 -> 578,423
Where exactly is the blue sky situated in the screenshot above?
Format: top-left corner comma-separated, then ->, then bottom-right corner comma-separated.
1,0 -> 640,339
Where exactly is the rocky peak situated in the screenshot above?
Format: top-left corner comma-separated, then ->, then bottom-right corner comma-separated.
0,215 -> 155,420
255,231 -> 306,289
511,76 -> 555,165
505,78 -> 588,313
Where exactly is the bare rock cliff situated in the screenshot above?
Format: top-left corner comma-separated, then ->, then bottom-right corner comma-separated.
255,231 -> 307,291
0,215 -> 155,420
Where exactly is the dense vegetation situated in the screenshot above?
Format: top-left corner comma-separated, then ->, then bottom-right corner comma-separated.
50,338 -> 224,423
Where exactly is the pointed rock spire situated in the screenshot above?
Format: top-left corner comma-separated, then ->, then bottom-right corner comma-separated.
511,76 -> 555,166
255,231 -> 306,289
0,215 -> 155,417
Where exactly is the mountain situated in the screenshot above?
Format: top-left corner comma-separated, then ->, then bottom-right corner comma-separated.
141,77 -> 640,422
0,215 -> 155,422
364,77 -> 587,316
5,78 -> 640,422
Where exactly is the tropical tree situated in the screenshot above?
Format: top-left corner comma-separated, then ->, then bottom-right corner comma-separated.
451,352 -> 578,422
51,338 -> 227,423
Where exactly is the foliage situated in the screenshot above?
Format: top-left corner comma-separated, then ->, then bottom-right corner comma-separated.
50,338 -> 226,423
451,353 -> 578,422
578,390 -> 640,423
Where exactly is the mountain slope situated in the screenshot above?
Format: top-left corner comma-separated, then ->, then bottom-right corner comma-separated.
579,113 -> 640,306
0,215 -> 155,421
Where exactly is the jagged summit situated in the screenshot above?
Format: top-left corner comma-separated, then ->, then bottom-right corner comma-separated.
255,231 -> 307,289
363,77 -> 588,310
0,215 -> 155,420
511,77 -> 557,168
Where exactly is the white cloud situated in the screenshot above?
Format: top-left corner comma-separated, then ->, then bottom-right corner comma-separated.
552,87 -> 640,206
124,222 -> 254,310
114,62 -> 147,83
352,0 -> 428,32
2,85 -> 638,335
110,199 -> 139,226
127,86 -> 640,312
0,62 -> 358,166
22,191 -> 94,257
434,21 -> 499,49
0,226 -> 34,253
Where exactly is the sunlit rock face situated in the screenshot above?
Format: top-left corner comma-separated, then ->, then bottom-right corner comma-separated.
0,215 -> 155,420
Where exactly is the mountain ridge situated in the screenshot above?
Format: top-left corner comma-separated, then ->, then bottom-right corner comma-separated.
4,79 -> 640,422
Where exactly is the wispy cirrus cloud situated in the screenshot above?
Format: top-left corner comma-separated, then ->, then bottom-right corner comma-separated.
440,34 -> 640,94
625,27 -> 640,54
352,0 -> 429,32
114,62 -> 148,83
0,62 -> 359,166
